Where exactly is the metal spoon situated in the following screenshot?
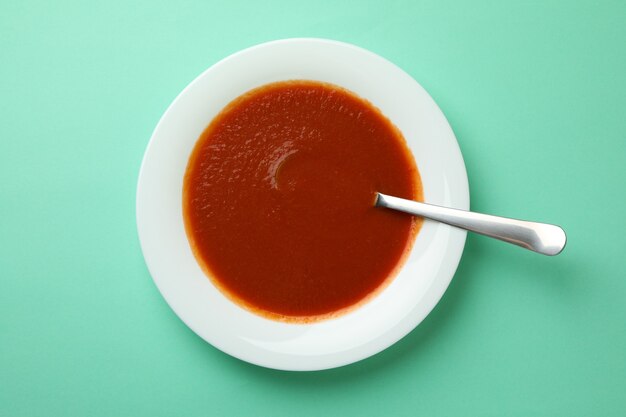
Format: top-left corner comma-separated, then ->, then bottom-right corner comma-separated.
375,193 -> 566,256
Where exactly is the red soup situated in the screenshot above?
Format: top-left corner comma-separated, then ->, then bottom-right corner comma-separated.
183,80 -> 422,322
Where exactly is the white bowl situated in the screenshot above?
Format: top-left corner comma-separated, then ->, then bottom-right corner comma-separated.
136,38 -> 469,371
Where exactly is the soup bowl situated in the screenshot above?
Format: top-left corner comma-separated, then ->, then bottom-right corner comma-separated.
136,38 -> 469,371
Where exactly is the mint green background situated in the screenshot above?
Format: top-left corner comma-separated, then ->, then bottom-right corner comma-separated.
2,1 -> 625,416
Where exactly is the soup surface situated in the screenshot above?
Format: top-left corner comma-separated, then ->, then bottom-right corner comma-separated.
183,80 -> 422,322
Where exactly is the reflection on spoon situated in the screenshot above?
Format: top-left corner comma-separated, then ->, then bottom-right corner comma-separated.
375,192 -> 566,256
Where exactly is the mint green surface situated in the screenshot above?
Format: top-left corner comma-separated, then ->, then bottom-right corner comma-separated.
2,1 -> 625,416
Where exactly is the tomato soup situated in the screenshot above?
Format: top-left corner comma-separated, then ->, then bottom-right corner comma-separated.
183,80 -> 422,322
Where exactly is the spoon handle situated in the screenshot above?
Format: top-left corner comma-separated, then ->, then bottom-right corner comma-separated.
375,193 -> 566,256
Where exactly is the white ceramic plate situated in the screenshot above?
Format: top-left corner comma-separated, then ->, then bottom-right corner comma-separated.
136,38 -> 469,371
